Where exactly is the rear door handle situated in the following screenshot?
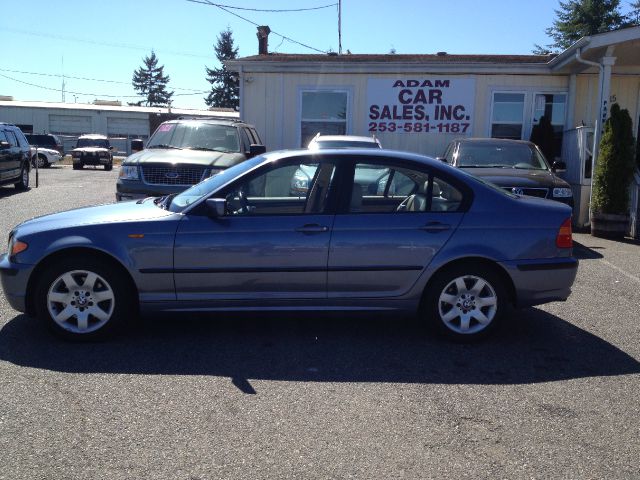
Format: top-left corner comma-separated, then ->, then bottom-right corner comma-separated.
295,224 -> 329,234
420,222 -> 451,233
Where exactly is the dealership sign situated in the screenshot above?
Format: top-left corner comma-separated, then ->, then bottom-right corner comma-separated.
367,78 -> 475,134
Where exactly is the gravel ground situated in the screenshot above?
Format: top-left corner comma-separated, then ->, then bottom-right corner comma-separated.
0,166 -> 638,479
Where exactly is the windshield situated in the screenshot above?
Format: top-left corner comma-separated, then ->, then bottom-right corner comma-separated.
168,155 -> 267,213
456,142 -> 549,170
149,122 -> 240,152
77,138 -> 109,148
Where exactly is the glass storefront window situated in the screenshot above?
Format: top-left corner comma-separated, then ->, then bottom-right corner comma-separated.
300,91 -> 348,147
490,92 -> 525,140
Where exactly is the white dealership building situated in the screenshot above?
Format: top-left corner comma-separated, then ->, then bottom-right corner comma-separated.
227,26 -> 640,232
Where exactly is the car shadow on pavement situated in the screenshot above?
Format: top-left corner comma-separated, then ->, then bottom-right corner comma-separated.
1,308 -> 638,393
573,241 -> 605,260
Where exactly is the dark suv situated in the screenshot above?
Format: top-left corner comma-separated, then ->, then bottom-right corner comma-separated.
116,118 -> 265,201
0,123 -> 31,190
71,135 -> 114,171
441,138 -> 574,207
25,133 -> 64,156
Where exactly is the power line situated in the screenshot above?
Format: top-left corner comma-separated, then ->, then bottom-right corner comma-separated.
186,0 -> 337,12
0,27 -> 211,59
0,72 -> 208,98
188,0 -> 328,54
0,68 -> 207,93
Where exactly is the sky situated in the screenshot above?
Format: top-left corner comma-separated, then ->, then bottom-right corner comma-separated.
1,0 -> 637,110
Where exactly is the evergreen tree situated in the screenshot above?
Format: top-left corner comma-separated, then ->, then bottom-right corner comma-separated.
534,0 -> 627,53
629,0 -> 640,24
205,28 -> 239,109
591,103 -> 636,214
132,51 -> 174,107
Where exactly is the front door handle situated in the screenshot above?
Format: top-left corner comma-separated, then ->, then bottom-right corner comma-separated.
420,222 -> 451,233
295,224 -> 329,234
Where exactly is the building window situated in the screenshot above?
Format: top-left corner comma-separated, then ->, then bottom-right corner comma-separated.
490,92 -> 525,140
531,93 -> 567,160
300,90 -> 348,147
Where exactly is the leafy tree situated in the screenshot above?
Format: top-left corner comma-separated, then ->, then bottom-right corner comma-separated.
131,51 -> 174,107
534,0 -> 628,53
205,28 -> 239,109
591,103 -> 636,214
629,0 -> 640,24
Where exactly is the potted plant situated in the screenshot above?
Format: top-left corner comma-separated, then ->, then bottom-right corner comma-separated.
590,103 -> 637,238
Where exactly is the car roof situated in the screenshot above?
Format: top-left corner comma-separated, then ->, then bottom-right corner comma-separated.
78,134 -> 108,139
261,148 -> 464,176
312,135 -> 379,143
163,118 -> 253,127
457,138 -> 535,147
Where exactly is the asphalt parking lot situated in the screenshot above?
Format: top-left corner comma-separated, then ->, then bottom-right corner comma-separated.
0,165 -> 639,479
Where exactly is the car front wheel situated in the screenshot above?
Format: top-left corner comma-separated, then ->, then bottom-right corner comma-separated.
425,264 -> 506,341
34,257 -> 133,340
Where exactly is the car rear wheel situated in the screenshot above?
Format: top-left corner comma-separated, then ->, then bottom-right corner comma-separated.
425,264 -> 506,341
34,257 -> 133,341
32,154 -> 49,168
14,162 -> 30,190
73,163 -> 83,170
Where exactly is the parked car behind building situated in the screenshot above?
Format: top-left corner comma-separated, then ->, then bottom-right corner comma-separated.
116,118 -> 266,201
440,138 -> 574,207
0,123 -> 31,190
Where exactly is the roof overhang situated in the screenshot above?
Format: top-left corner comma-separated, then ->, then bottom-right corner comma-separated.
549,26 -> 640,73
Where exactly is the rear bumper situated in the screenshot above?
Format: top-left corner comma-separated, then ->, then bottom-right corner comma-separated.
0,254 -> 34,313
500,257 -> 578,307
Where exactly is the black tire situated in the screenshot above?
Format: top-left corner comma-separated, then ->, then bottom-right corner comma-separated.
14,161 -> 30,190
104,163 -> 113,171
31,154 -> 49,168
34,256 -> 134,341
424,263 -> 507,341
73,163 -> 83,170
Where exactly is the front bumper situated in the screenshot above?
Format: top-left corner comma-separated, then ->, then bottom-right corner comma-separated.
500,257 -> 578,307
116,180 -> 191,202
74,155 -> 111,166
0,253 -> 35,313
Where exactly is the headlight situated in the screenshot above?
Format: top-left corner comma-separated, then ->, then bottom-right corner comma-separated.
119,165 -> 139,180
99,151 -> 110,158
553,187 -> 573,198
8,234 -> 28,258
72,151 -> 81,158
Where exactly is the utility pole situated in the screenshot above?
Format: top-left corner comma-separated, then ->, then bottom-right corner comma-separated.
61,56 -> 66,102
338,0 -> 342,55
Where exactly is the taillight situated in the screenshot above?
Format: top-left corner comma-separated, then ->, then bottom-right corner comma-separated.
556,218 -> 573,248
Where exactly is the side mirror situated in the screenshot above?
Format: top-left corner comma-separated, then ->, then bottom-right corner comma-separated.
249,144 -> 266,158
0,141 -> 10,150
205,198 -> 226,217
109,146 -> 115,151
552,161 -> 567,173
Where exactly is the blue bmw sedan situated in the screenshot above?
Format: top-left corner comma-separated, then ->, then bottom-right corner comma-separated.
0,149 -> 578,341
